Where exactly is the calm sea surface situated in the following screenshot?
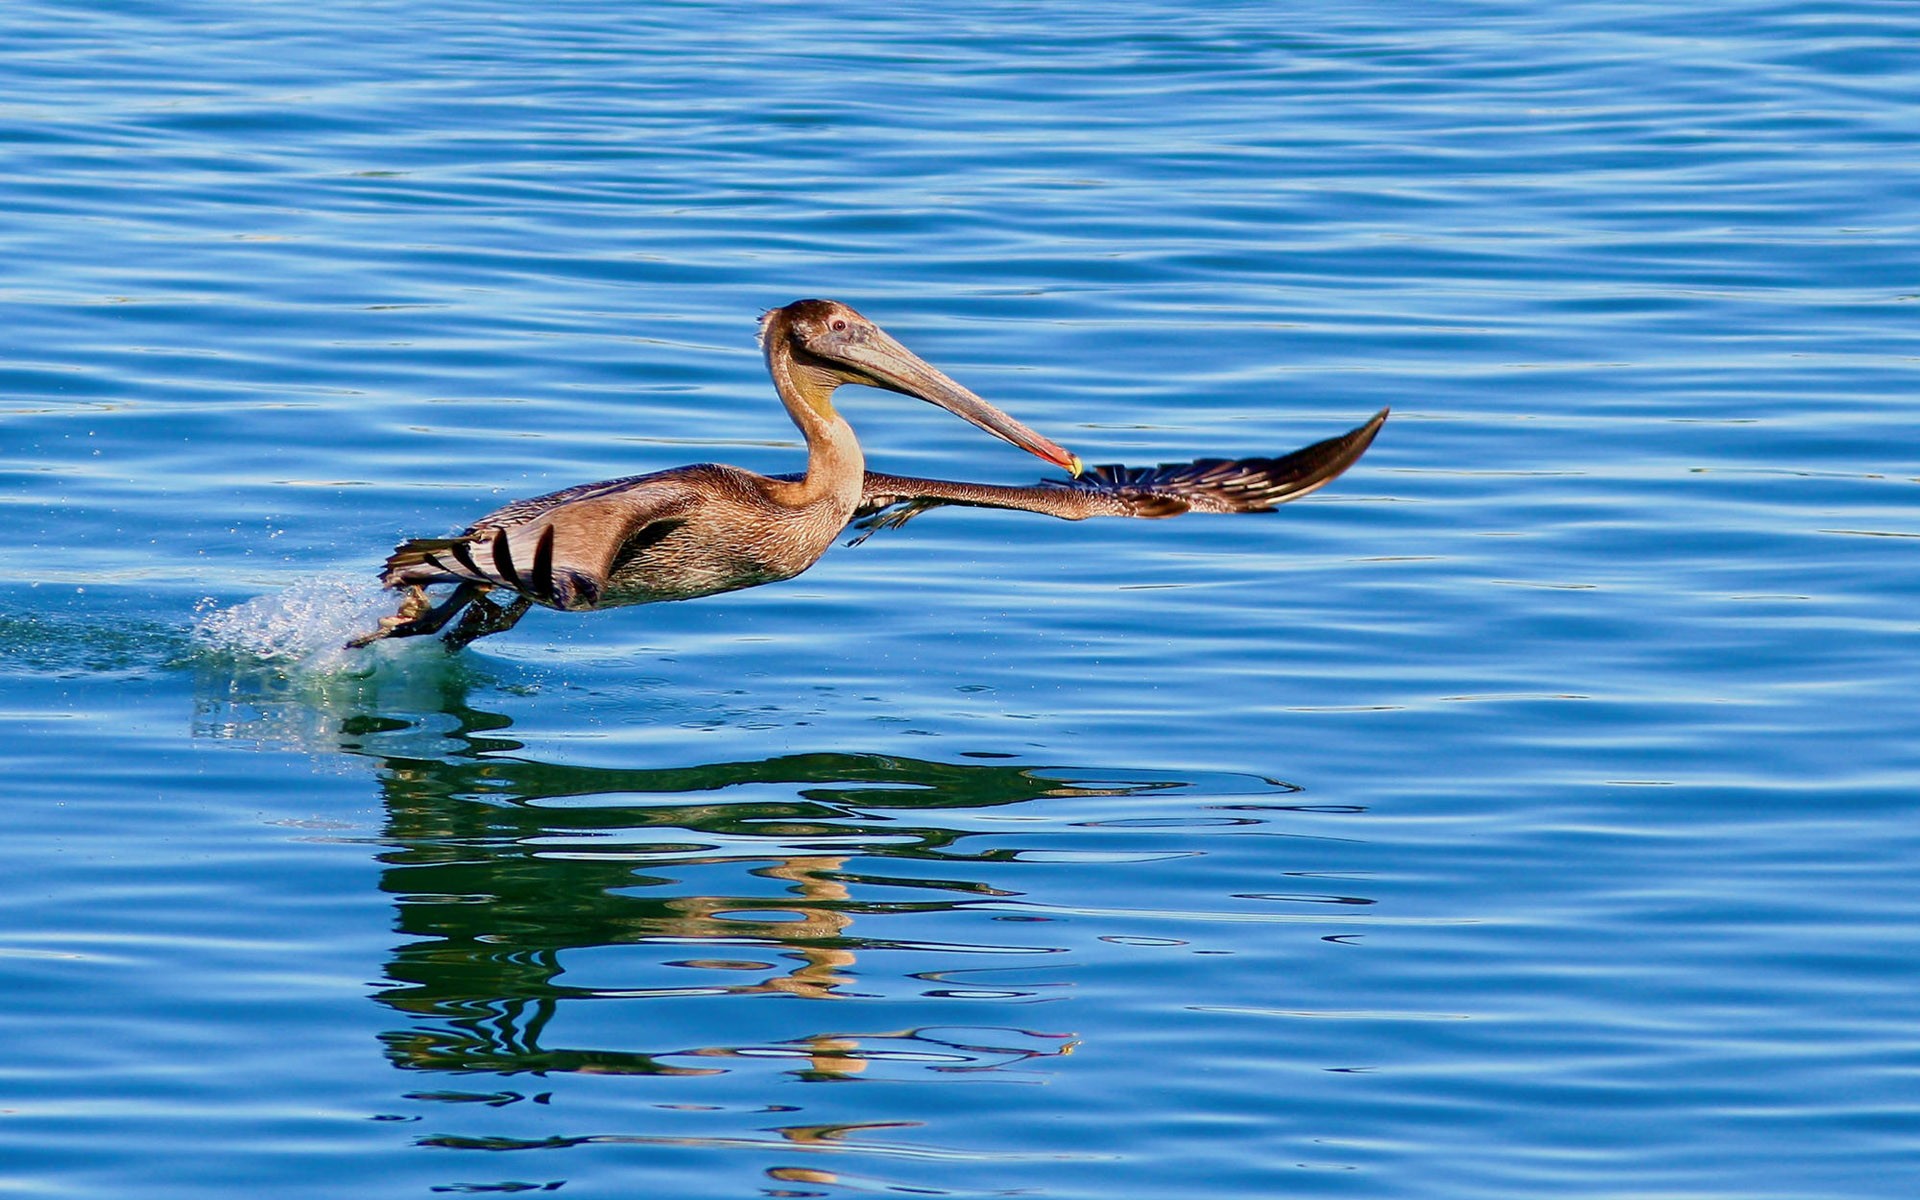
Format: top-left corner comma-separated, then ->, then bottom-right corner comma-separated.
5,2 -> 1919,1196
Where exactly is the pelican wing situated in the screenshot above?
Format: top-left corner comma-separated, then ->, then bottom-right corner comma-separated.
851,407 -> 1386,541
379,481 -> 702,611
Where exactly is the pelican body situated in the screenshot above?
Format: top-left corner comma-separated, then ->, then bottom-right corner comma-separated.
350,299 -> 1386,651
352,300 -> 1080,648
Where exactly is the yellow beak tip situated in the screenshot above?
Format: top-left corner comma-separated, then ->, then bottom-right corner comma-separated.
1068,454 -> 1085,478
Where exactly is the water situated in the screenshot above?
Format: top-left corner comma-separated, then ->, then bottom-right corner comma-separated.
6,1 -> 1919,1195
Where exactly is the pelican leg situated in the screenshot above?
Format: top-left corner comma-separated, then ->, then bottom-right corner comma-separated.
846,497 -> 947,546
345,583 -> 484,648
440,592 -> 533,652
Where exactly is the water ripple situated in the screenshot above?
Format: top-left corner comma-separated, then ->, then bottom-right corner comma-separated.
6,2 -> 1920,1198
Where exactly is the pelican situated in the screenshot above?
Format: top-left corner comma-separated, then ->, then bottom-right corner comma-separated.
349,299 -> 1387,651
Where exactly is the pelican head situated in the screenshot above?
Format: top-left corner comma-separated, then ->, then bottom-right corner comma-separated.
761,298 -> 1082,476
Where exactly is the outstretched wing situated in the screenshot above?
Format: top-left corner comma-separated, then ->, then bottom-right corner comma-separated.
852,407 -> 1387,541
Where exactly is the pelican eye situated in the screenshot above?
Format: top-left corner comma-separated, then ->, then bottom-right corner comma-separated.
829,318 -> 848,332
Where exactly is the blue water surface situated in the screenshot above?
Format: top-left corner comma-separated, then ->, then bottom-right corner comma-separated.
4,2 -> 1919,1197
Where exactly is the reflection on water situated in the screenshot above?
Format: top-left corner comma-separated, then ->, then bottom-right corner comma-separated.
192,660 -> 1318,1097
367,740 -> 1120,1080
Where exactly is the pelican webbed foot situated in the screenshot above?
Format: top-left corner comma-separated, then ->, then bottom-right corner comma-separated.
845,497 -> 944,546
439,592 -> 533,652
345,582 -> 484,649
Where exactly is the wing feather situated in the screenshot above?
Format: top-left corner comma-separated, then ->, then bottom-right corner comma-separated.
852,407 -> 1387,540
379,479 -> 705,610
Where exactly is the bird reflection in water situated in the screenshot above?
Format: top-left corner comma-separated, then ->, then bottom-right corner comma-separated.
361,719 -> 1172,1082
190,664 -> 1315,1086
190,666 -> 1334,1186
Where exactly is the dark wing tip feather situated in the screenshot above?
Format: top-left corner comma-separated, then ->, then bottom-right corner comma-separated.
1071,407 -> 1387,513
380,537 -> 471,586
379,532 -> 513,593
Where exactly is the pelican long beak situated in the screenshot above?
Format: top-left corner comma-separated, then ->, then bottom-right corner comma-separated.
840,329 -> 1084,477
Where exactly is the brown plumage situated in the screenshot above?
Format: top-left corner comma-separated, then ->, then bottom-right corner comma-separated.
350,299 -> 1081,650
348,300 -> 1388,651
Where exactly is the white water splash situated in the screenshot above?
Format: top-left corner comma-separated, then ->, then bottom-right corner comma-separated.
189,574 -> 498,757
192,572 -> 404,672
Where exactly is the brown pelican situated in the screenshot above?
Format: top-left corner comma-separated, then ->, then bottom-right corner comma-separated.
349,299 -> 1387,651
